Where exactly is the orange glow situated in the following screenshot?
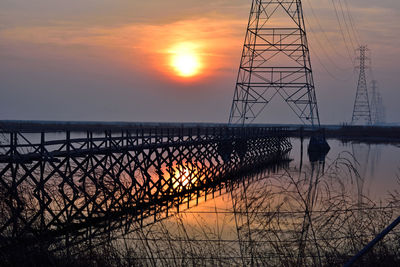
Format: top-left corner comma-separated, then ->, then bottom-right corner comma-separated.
169,43 -> 202,78
171,53 -> 199,77
173,165 -> 198,189
1,18 -> 246,82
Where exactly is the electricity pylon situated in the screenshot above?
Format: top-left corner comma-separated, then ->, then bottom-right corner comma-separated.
370,80 -> 379,125
228,0 -> 320,126
351,46 -> 372,125
371,80 -> 386,125
377,93 -> 386,124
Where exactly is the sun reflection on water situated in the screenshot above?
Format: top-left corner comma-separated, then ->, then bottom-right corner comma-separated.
172,164 -> 199,190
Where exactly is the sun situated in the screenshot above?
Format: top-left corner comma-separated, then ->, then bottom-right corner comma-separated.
172,53 -> 199,77
169,43 -> 202,78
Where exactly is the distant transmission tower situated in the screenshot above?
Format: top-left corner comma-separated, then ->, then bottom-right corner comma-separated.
351,46 -> 372,125
371,80 -> 386,125
370,80 -> 379,125
229,0 -> 320,126
377,93 -> 386,124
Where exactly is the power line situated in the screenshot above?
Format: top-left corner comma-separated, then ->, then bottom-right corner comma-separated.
305,0 -> 350,62
303,0 -> 363,81
338,0 -> 357,51
331,0 -> 356,64
303,16 -> 354,81
303,12 -> 351,72
343,0 -> 362,45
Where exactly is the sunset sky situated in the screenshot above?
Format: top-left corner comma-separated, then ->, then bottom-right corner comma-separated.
1,0 -> 399,124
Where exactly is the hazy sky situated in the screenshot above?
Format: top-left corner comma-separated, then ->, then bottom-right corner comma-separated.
1,0 -> 399,124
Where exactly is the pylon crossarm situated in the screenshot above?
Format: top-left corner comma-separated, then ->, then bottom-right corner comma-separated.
229,0 -> 320,126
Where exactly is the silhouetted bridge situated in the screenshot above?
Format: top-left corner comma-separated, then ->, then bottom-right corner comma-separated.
0,121 -> 292,251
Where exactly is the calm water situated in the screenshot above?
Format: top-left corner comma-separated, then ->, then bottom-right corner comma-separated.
3,133 -> 400,265
105,138 -> 400,266
293,138 -> 400,201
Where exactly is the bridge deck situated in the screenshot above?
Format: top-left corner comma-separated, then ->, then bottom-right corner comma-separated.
1,120 -> 398,251
1,120 -> 399,142
0,121 -> 292,252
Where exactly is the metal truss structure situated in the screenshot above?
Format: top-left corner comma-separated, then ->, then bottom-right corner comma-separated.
351,46 -> 372,125
370,80 -> 378,124
229,0 -> 320,126
376,93 -> 386,124
0,122 -> 292,252
370,80 -> 386,125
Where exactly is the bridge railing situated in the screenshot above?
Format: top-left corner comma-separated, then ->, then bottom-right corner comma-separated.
0,125 -> 290,160
0,122 -> 292,252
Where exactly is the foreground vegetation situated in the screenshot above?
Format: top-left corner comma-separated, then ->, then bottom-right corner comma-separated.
2,153 -> 400,266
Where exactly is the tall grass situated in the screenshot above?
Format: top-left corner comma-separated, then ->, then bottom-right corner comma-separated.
2,153 -> 400,266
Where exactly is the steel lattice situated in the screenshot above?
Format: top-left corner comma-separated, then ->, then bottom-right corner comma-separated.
229,0 -> 320,126
352,46 -> 372,125
0,124 -> 292,251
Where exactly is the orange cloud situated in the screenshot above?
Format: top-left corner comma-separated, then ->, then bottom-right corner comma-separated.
133,18 -> 245,81
1,18 -> 246,82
